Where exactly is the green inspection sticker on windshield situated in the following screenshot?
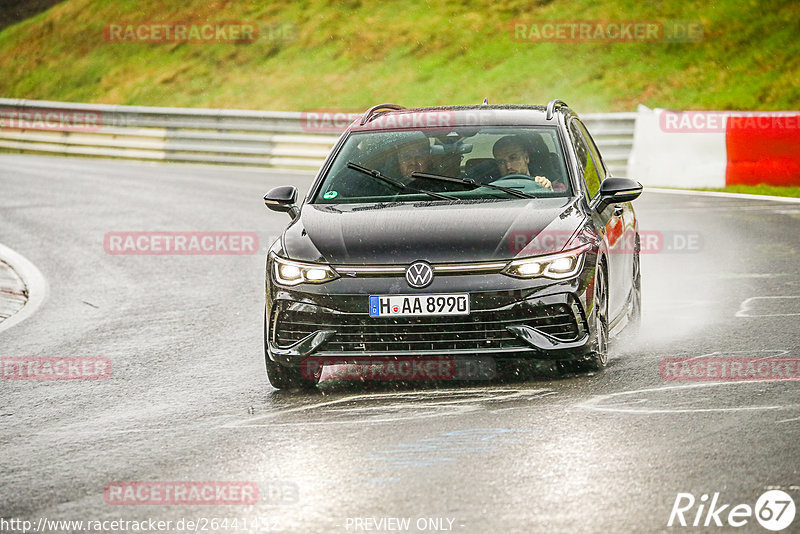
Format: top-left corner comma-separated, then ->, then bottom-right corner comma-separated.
323,190 -> 338,199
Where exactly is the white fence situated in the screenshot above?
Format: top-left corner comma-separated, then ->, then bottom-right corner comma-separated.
0,99 -> 636,176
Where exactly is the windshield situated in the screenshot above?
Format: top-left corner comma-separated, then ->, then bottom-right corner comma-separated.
312,127 -> 572,204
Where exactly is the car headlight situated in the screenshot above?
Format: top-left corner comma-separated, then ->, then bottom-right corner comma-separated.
502,246 -> 588,280
272,255 -> 339,286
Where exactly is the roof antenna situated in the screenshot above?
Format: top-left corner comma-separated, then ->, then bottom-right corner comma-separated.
482,98 -> 488,105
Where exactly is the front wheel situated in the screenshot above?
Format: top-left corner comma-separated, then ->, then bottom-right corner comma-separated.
583,264 -> 609,371
626,243 -> 642,337
558,265 -> 609,375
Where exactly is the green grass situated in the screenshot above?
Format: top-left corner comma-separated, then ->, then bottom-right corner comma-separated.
0,0 -> 798,111
694,185 -> 800,198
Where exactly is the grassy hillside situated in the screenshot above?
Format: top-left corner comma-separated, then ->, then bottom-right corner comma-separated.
0,0 -> 798,111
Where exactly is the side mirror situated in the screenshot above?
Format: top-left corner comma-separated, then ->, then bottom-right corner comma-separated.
264,186 -> 300,219
595,178 -> 643,212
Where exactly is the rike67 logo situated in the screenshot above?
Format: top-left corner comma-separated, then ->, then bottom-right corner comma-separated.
668,490 -> 796,531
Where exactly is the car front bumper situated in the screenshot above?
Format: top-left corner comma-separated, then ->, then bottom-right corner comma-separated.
265,266 -> 598,367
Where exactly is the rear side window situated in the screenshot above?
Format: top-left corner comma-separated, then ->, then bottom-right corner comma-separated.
575,120 -> 607,182
568,121 -> 602,200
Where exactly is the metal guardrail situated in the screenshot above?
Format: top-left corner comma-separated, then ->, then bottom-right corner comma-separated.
0,99 -> 636,175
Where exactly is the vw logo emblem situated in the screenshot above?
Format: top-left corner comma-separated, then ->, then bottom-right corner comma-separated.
406,261 -> 433,288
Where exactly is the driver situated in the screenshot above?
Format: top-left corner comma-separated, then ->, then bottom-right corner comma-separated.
492,136 -> 552,190
395,133 -> 431,181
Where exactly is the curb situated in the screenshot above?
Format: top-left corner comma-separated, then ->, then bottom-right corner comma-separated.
0,242 -> 48,334
0,260 -> 26,320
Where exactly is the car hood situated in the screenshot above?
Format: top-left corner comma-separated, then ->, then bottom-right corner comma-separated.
282,198 -> 586,265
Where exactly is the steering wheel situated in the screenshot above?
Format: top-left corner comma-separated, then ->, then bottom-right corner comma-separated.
492,174 -> 549,190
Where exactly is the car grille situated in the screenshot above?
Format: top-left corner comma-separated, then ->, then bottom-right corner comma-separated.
272,304 -> 580,353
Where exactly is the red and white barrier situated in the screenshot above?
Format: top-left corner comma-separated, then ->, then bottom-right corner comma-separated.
628,105 -> 800,187
726,114 -> 800,186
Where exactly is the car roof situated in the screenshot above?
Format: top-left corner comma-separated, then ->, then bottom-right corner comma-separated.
347,104 -> 571,131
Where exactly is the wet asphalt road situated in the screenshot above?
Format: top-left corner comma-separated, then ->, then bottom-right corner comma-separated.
1,154 -> 799,534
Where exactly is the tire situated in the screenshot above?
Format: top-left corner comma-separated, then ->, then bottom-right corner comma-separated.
557,264 -> 609,375
264,309 -> 321,389
583,263 -> 609,371
626,241 -> 642,337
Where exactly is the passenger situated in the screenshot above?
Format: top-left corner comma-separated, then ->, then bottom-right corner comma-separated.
393,133 -> 456,193
395,134 -> 431,181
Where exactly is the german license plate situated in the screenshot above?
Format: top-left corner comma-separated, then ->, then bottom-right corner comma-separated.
369,294 -> 470,317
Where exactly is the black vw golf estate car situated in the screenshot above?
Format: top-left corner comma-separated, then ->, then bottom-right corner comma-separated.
263,100 -> 643,388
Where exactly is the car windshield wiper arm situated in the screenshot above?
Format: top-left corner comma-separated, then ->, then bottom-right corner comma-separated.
346,162 -> 457,201
410,171 -> 535,199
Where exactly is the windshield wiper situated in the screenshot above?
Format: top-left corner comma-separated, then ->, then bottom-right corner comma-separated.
346,162 -> 457,201
410,171 -> 536,199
